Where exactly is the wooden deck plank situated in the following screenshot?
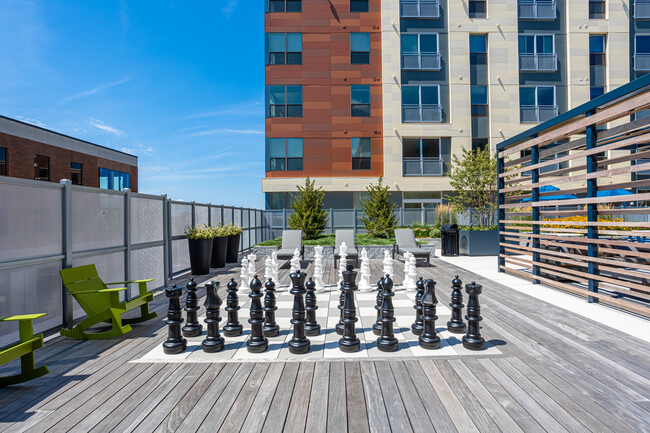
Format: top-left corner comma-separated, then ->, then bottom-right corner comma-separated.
216,362 -> 270,433
260,362 -> 300,433
374,361 -> 414,433
359,361 -> 391,433
305,362 -> 329,433
389,361 -> 436,433
345,362 -> 370,433
239,362 -> 285,433
327,362 -> 347,433
282,362 -> 315,433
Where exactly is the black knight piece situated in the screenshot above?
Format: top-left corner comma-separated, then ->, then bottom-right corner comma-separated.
462,281 -> 485,351
447,275 -> 466,334
247,275 -> 268,353
163,285 -> 187,354
372,277 -> 384,336
304,277 -> 321,336
419,279 -> 441,350
339,264 -> 360,352
202,281 -> 225,353
411,276 -> 425,335
182,278 -> 202,337
377,274 -> 398,352
223,278 -> 243,337
262,278 -> 280,337
289,271 -> 311,354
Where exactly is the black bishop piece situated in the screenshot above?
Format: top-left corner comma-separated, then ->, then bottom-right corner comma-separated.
377,274 -> 398,352
182,278 -> 202,337
339,264 -> 360,352
447,275 -> 466,334
304,277 -> 321,336
263,278 -> 280,337
163,285 -> 187,354
247,275 -> 268,353
462,282 -> 485,351
202,281 -> 225,352
419,279 -> 441,350
411,277 -> 425,335
223,278 -> 243,337
289,271 -> 311,354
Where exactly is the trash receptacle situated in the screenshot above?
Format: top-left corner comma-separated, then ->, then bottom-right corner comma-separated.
441,224 -> 459,256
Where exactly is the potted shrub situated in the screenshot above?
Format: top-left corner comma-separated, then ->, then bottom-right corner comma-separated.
225,223 -> 243,263
184,224 -> 213,275
210,225 -> 228,268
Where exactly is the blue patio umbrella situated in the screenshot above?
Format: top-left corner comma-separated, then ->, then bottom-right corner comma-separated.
596,189 -> 633,197
521,184 -> 577,202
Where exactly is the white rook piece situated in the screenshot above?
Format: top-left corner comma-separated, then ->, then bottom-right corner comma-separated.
407,255 -> 418,291
338,242 -> 348,285
290,248 -> 301,273
359,248 -> 372,292
313,245 -> 325,293
240,258 -> 250,291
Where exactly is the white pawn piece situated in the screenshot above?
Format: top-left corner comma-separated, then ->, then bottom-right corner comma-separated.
247,254 -> 256,283
290,248 -> 301,273
240,258 -> 250,291
271,250 -> 279,283
359,254 -> 372,292
338,242 -> 348,285
408,255 -> 418,291
264,257 -> 273,281
313,245 -> 325,293
382,249 -> 394,277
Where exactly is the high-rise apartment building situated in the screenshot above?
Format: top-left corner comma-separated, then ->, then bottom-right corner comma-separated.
263,0 -> 632,210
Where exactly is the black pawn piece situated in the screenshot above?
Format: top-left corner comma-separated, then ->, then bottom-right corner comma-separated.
372,277 -> 384,336
182,278 -> 202,337
411,277 -> 425,335
462,282 -> 485,351
262,278 -> 280,337
447,275 -> 467,334
223,278 -> 243,337
336,278 -> 345,335
339,264 -> 360,352
377,274 -> 398,352
202,282 -> 224,352
163,285 -> 187,354
289,271 -> 311,354
304,278 -> 321,336
419,279 -> 441,350
247,275 -> 268,353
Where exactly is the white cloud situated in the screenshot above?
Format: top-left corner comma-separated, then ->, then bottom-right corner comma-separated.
179,101 -> 263,120
14,115 -> 46,128
88,118 -> 124,137
118,143 -> 154,156
222,0 -> 237,17
61,74 -> 133,104
188,128 -> 264,137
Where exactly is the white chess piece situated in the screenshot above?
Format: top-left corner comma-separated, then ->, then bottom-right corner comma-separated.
240,258 -> 250,291
264,257 -> 273,281
338,242 -> 348,285
271,250 -> 279,283
313,245 -> 325,293
383,249 -> 394,277
361,247 -> 368,260
290,248 -> 301,273
359,254 -> 372,292
407,255 -> 418,291
247,253 -> 256,282
402,252 -> 412,288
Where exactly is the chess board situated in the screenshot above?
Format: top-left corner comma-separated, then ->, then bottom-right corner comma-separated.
135,284 -> 501,363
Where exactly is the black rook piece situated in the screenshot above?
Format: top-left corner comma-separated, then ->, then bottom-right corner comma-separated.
182,278 -> 202,337
411,277 -> 425,335
447,275 -> 466,334
339,264 -> 360,352
289,271 -> 311,354
377,274 -> 398,352
247,275 -> 268,353
163,285 -> 187,354
336,278 -> 345,335
419,279 -> 441,350
263,278 -> 280,337
223,278 -> 243,337
304,277 -> 321,336
372,277 -> 384,336
462,281 -> 485,351
202,282 -> 225,352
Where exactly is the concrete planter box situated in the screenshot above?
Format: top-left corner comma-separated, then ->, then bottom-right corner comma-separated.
253,242 -> 440,261
458,230 -> 498,256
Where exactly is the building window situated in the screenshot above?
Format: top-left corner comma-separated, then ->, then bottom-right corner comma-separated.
34,154 -> 49,181
588,0 -> 605,19
351,85 -> 371,117
350,33 -> 370,64
268,138 -> 303,171
472,139 -> 488,151
268,0 -> 301,12
589,35 -> 606,66
469,34 -> 487,65
635,35 -> 650,71
350,0 -> 369,12
402,85 -> 442,122
401,33 -> 441,70
520,86 -> 557,123
519,34 -> 557,71
0,147 -> 6,176
267,33 -> 302,65
351,138 -> 371,170
469,0 -> 487,18
400,0 -> 441,18
518,0 -> 556,20
590,86 -> 605,100
267,85 -> 303,117
403,138 -> 444,176
99,168 -> 130,191
471,86 -> 488,116
70,162 -> 83,185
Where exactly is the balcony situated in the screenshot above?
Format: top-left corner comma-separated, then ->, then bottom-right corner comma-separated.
403,157 -> 444,176
400,0 -> 440,18
401,52 -> 442,70
634,53 -> 650,71
519,53 -> 558,71
634,0 -> 650,19
518,0 -> 556,20
402,104 -> 443,122
520,105 -> 558,123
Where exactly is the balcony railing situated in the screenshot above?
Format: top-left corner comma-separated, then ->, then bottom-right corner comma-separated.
402,104 -> 443,122
400,0 -> 440,18
401,52 -> 442,70
518,0 -> 557,20
634,53 -> 650,71
519,53 -> 558,71
634,0 -> 650,19
403,157 -> 444,176
520,105 -> 558,123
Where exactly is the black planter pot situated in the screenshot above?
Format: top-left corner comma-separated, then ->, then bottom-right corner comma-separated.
226,234 -> 241,263
211,236 -> 228,268
188,238 -> 213,275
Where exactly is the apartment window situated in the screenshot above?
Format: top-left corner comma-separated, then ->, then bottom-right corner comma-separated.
268,0 -> 301,12
34,154 -> 49,181
351,33 -> 370,64
400,0 -> 441,18
590,86 -> 605,100
350,0 -> 369,12
471,86 -> 488,116
402,85 -> 442,122
351,85 -> 371,117
267,85 -> 302,117
469,34 -> 487,64
99,168 -> 130,191
0,147 -> 6,176
70,162 -> 82,185
403,138 -> 443,176
588,0 -> 605,19
401,33 -> 441,70
589,35 -> 606,66
635,35 -> 650,71
351,138 -> 371,170
520,86 -> 557,122
472,139 -> 488,151
267,33 -> 302,65
469,0 -> 487,18
519,34 -> 557,71
269,138 -> 303,171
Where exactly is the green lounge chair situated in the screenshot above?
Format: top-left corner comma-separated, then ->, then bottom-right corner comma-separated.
0,314 -> 49,386
59,264 -> 157,340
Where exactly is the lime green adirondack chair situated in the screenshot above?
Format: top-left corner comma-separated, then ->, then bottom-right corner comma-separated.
0,314 -> 49,386
59,264 -> 157,340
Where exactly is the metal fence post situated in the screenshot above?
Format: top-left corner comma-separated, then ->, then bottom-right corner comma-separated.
191,201 -> 196,227
420,207 -> 425,225
400,207 -> 404,226
586,111 -> 599,303
329,208 -> 334,234
353,209 -> 357,234
123,188 -> 132,301
531,142 -> 540,284
208,203 -> 212,226
497,156 -> 506,272
61,179 -> 73,329
162,194 -> 170,286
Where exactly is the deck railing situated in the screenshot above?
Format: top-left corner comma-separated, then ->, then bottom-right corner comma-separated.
518,0 -> 557,20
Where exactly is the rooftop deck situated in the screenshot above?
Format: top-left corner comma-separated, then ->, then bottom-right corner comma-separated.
0,257 -> 649,432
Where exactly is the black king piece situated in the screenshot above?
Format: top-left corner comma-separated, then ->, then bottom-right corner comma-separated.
263,278 -> 280,337
223,278 -> 243,337
163,284 -> 187,354
411,277 -> 425,335
202,281 -> 225,353
247,275 -> 268,353
419,279 -> 441,350
377,274 -> 398,352
182,278 -> 202,337
289,271 -> 311,354
447,275 -> 466,334
462,281 -> 485,351
339,263 -> 360,353
304,277 -> 321,336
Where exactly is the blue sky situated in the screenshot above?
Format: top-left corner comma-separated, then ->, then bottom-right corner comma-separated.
0,0 -> 266,208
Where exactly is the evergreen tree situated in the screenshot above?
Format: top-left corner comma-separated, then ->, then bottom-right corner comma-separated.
361,177 -> 398,238
288,177 -> 328,239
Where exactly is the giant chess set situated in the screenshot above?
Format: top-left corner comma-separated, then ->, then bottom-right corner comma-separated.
136,245 -> 501,363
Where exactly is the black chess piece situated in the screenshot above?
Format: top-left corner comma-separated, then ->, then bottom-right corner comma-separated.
202,282 -> 225,352
182,278 -> 202,337
223,278 -> 243,337
447,275 -> 466,334
462,282 -> 485,351
304,277 -> 321,336
377,274 -> 398,352
247,275 -> 268,353
289,271 -> 311,354
411,277 -> 425,335
339,264 -> 360,352
336,278 -> 345,335
263,278 -> 280,337
372,277 -> 384,336
163,285 -> 187,354
419,279 -> 441,350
